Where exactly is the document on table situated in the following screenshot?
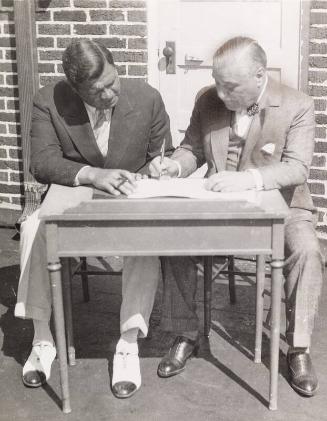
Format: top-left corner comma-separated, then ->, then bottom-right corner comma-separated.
126,178 -> 257,202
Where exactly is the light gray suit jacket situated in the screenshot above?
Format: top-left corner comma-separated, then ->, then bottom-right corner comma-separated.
172,77 -> 315,212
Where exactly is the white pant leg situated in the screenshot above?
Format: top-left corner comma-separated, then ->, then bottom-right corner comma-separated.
15,209 -> 51,321
120,256 -> 160,338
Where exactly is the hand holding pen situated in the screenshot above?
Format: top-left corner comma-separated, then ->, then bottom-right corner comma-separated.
148,138 -> 180,179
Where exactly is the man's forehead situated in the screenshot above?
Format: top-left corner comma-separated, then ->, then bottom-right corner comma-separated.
92,63 -> 117,88
213,58 -> 249,83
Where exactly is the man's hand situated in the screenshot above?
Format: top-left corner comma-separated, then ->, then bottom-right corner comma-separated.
79,167 -> 143,196
149,156 -> 179,178
205,171 -> 256,192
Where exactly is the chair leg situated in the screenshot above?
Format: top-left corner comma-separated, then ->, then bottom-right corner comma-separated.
80,257 -> 90,302
254,255 -> 265,363
228,255 -> 236,304
203,256 -> 213,337
62,258 -> 76,366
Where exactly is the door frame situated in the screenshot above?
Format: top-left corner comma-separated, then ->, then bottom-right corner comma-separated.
147,0 -> 311,93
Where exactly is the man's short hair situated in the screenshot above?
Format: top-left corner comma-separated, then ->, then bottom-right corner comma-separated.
213,37 -> 267,75
62,39 -> 115,88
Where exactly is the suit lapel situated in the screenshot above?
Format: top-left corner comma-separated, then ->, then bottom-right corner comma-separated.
58,85 -> 105,167
104,85 -> 135,168
210,107 -> 232,172
238,77 -> 281,170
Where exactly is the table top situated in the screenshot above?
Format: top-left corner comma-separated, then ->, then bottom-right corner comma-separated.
39,184 -> 289,222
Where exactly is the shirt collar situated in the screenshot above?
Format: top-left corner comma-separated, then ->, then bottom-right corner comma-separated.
83,102 -> 112,121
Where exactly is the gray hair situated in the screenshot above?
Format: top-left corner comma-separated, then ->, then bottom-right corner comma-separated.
213,37 -> 267,76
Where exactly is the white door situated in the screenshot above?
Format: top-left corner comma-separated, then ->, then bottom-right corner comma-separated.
148,0 -> 304,146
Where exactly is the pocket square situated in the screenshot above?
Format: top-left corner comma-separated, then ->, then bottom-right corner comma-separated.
261,143 -> 275,155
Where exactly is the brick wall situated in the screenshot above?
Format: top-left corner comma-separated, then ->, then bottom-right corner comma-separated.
308,0 -> 327,238
0,0 -> 147,221
1,0 -> 327,234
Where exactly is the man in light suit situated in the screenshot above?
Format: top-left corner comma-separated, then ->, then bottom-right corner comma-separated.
151,37 -> 323,397
15,39 -> 173,399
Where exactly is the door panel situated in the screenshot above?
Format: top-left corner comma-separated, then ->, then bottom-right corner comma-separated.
153,0 -> 301,145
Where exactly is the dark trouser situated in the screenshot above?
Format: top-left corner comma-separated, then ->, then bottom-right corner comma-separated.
160,209 -> 324,348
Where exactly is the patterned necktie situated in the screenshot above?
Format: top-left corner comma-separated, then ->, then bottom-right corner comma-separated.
247,103 -> 259,117
94,109 -> 106,131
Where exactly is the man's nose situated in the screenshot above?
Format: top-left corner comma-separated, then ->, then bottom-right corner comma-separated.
216,87 -> 226,101
101,88 -> 114,100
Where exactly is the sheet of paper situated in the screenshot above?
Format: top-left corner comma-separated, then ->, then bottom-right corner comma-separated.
127,178 -> 258,202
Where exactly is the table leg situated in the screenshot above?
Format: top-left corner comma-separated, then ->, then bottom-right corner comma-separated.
62,258 -> 76,366
254,255 -> 265,363
269,258 -> 283,411
48,260 -> 72,414
203,256 -> 213,337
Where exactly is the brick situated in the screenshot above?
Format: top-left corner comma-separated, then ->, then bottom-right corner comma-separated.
313,195 -> 327,208
310,11 -> 327,24
38,63 -> 56,73
309,56 -> 327,69
1,0 -> 14,7
309,85 -> 327,97
310,27 -> 327,39
40,75 -> 65,86
315,114 -> 327,125
0,74 -> 3,84
309,70 -> 327,83
37,37 -> 55,48
56,63 -> 64,74
0,99 -> 4,108
128,64 -> 147,76
39,51 -> 63,61
128,37 -> 147,49
0,149 -> 7,159
54,11 -> 87,21
74,0 -> 107,7
312,155 -> 326,167
317,225 -> 327,235
310,42 -> 327,54
0,136 -> 21,147
0,87 -> 18,97
0,37 -> 15,48
93,37 -> 126,49
112,50 -> 147,63
314,99 -> 327,111
109,1 -> 146,7
0,62 -> 17,72
5,50 -> 16,60
309,182 -> 325,195
37,0 -> 70,7
73,24 -> 107,35
0,183 -> 23,194
11,196 -> 24,206
5,74 -> 18,85
10,172 -> 23,183
0,124 -> 5,134
3,23 -> 14,34
0,112 -> 18,123
8,124 -> 20,135
38,24 -> 71,35
35,11 -> 51,21
0,172 -> 8,182
0,12 -> 14,21
312,1 -> 327,8
318,211 -> 325,223
6,99 -> 19,111
310,168 -> 327,180
116,64 -> 126,75
315,126 -> 326,138
8,148 -> 22,160
127,10 -> 146,22
0,51 -> 3,60
90,10 -> 124,21
0,196 -> 10,204
110,24 -> 146,37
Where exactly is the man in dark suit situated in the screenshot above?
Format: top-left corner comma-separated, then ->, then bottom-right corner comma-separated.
150,37 -> 323,397
15,39 -> 172,399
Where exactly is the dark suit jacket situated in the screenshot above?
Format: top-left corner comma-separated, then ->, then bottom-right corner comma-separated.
30,78 -> 172,185
171,77 -> 315,211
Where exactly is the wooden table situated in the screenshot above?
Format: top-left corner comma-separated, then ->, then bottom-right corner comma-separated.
39,184 -> 288,413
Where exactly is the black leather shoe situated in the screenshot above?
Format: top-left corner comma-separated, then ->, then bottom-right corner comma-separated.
157,336 -> 198,378
287,351 -> 319,397
112,381 -> 137,399
22,370 -> 46,388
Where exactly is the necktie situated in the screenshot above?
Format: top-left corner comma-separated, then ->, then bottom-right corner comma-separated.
247,103 -> 259,117
94,109 -> 106,131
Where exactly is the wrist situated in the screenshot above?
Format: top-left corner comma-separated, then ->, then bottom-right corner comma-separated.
78,166 -> 99,185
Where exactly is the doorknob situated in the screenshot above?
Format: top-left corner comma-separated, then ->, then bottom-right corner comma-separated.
162,41 -> 176,74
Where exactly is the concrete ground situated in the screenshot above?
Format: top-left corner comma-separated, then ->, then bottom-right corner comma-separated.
0,227 -> 326,421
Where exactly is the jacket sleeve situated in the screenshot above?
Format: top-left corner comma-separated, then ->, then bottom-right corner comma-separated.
30,92 -> 86,186
258,98 -> 315,190
170,98 -> 206,177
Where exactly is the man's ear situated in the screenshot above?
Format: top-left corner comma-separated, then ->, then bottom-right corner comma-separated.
256,67 -> 265,87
